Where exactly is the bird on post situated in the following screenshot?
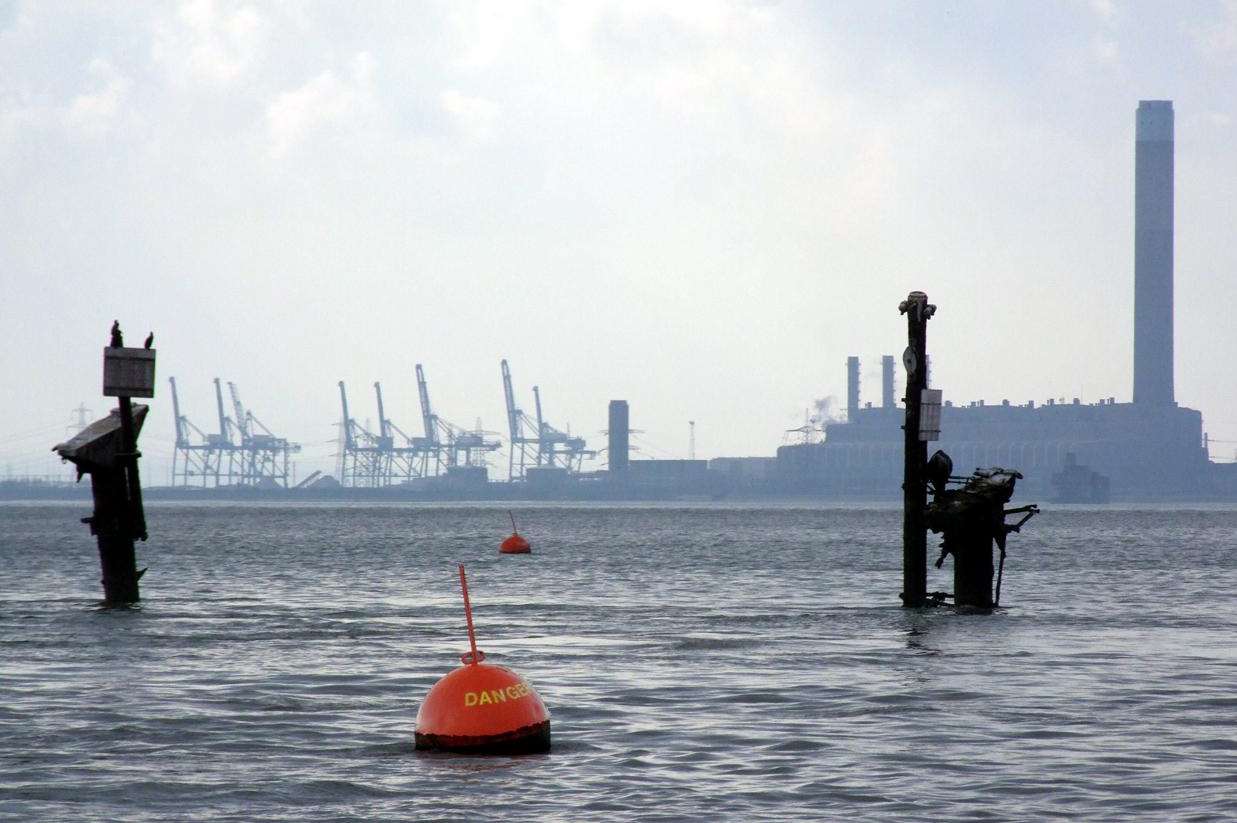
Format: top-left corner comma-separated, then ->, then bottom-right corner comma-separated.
110,320 -> 123,348
144,332 -> 154,349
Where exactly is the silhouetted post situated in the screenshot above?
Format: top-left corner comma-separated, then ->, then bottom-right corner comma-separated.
951,512 -> 997,608
899,291 -> 935,607
53,323 -> 155,604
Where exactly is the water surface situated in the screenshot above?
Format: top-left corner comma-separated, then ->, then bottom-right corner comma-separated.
2,502 -> 1235,821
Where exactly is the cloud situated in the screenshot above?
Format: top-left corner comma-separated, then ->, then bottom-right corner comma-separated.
453,0 -> 529,69
441,89 -> 500,141
153,0 -> 265,88
5,2 -> 1237,466
1188,0 -> 1237,63
1092,35 -> 1119,65
265,52 -> 376,159
62,59 -> 131,134
1088,0 -> 1117,22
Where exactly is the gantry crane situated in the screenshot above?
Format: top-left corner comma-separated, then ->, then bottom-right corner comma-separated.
169,376 -> 223,486
374,380 -> 432,482
338,380 -> 382,487
337,380 -> 430,487
225,381 -> 300,486
170,378 -> 298,487
500,359 -> 594,480
416,364 -> 500,473
213,377 -> 240,483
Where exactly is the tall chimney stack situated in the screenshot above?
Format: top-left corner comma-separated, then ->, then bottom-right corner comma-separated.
1134,100 -> 1174,405
846,357 -> 860,422
881,355 -> 896,409
608,400 -> 629,473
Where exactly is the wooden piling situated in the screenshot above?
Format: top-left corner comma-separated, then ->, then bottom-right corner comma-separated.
53,323 -> 154,605
88,465 -> 143,603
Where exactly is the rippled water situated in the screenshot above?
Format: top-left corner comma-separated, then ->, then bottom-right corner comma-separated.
2,501 -> 1235,821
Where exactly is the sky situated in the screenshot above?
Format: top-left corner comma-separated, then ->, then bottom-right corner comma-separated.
2,0 -> 1235,483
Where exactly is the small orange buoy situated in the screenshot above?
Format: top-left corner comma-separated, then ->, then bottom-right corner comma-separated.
499,510 -> 531,554
414,565 -> 550,754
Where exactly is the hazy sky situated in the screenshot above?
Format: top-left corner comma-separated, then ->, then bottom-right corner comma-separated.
3,0 -> 1235,482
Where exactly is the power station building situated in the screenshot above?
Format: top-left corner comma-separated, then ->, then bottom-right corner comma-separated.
778,100 -> 1217,499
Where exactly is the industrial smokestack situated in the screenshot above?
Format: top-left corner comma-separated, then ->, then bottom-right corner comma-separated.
881,355 -> 895,409
1134,100 -> 1174,405
608,400 -> 629,472
846,357 -> 860,422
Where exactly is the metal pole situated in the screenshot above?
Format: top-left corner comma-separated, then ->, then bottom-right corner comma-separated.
900,291 -> 934,607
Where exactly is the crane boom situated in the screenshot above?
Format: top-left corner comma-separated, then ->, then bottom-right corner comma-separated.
501,359 -> 520,442
374,382 -> 390,442
227,382 -> 249,442
416,364 -> 437,445
533,385 -> 545,465
338,381 -> 354,450
169,376 -> 186,446
213,378 -> 230,445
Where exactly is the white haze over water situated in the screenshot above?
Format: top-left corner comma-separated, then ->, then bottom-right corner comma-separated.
2,1 -> 1235,482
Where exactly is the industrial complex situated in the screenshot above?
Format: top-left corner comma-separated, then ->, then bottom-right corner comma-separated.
155,100 -> 1231,501
777,101 -> 1222,500
8,100 -> 1229,503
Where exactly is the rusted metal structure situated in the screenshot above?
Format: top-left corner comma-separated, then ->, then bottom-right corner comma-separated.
924,454 -> 1038,608
899,293 -> 1039,608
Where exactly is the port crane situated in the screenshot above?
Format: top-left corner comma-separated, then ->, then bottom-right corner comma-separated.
337,380 -> 431,486
500,359 -> 594,480
169,376 -> 223,486
169,377 -> 299,487
374,380 -> 432,482
416,364 -> 501,473
227,381 -> 300,486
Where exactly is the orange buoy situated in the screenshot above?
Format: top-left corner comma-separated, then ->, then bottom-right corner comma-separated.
499,510 -> 531,554
414,565 -> 550,754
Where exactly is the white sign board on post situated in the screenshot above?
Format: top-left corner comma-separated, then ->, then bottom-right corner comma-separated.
919,389 -> 942,441
103,348 -> 157,398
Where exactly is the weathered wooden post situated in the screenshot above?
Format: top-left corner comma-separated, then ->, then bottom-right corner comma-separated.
52,322 -> 155,604
899,291 -> 936,607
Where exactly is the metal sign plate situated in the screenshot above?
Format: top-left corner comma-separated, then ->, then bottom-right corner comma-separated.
919,388 -> 942,441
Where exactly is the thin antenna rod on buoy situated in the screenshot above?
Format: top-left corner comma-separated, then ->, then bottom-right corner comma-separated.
458,563 -> 480,665
508,510 -> 518,534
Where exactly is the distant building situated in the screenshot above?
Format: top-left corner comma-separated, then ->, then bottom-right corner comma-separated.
777,100 -> 1219,500
608,400 -> 630,472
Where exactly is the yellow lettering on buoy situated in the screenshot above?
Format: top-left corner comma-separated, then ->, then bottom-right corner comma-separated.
462,682 -> 535,708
